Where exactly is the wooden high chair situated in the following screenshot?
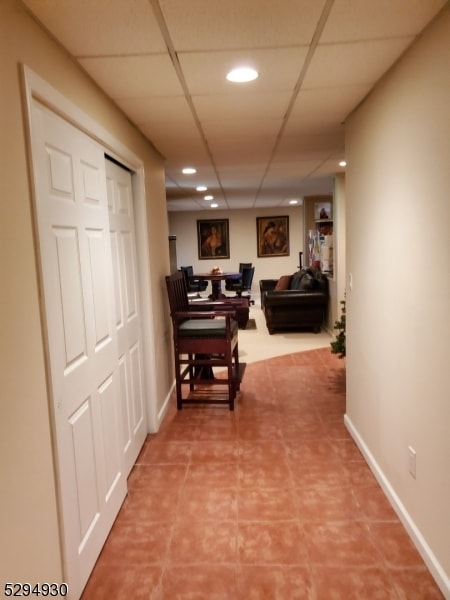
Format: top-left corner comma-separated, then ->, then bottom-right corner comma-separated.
165,271 -> 246,410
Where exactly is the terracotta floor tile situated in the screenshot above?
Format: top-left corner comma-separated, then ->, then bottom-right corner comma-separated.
139,440 -> 192,464
238,521 -> 308,564
369,522 -> 426,567
185,461 -> 239,487
80,564 -> 162,599
304,521 -> 381,567
238,486 -> 299,521
236,565 -> 314,600
238,420 -> 283,440
297,485 -> 364,523
280,419 -> 327,439
98,520 -> 171,565
346,460 -> 379,487
390,567 -> 445,599
312,566 -> 399,599
353,483 -> 399,521
190,440 -> 239,463
178,484 -> 238,520
333,438 -> 366,462
238,439 -> 287,463
128,464 -> 187,493
160,565 -> 238,599
195,417 -> 239,441
118,488 -> 179,523
238,459 -> 292,488
155,422 -> 199,442
290,460 -> 352,490
81,348 -> 442,599
168,519 -> 238,564
285,439 -> 340,464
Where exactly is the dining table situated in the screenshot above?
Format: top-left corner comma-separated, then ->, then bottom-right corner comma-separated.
193,271 -> 241,300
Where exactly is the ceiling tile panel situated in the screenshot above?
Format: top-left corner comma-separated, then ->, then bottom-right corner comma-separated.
208,137 -> 275,164
178,47 -> 309,95
322,0 -> 447,42
226,199 -> 257,210
215,166 -> 267,189
202,119 -> 283,140
116,96 -> 193,126
23,0 -> 166,55
22,0 -> 446,211
286,85 -> 372,131
303,38 -> 415,89
192,91 -> 292,121
159,0 -> 324,50
78,55 -> 184,98
264,160 -> 325,184
275,134 -> 345,162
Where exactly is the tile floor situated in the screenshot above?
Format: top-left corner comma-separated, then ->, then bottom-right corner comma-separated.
81,348 -> 443,599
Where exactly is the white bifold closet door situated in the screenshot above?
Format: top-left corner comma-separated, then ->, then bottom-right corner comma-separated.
29,100 -> 145,599
105,158 -> 146,475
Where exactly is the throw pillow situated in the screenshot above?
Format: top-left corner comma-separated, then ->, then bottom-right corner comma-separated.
275,274 -> 292,291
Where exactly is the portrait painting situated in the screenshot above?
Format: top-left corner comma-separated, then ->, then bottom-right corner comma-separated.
257,216 -> 290,257
314,201 -> 332,220
197,219 -> 230,260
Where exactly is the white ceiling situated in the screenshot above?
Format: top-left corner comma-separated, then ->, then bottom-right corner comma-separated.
21,0 -> 446,212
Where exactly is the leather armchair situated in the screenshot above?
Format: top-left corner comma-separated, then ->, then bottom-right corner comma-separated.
259,268 -> 328,334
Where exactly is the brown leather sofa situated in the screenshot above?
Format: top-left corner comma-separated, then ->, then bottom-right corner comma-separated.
259,268 -> 329,334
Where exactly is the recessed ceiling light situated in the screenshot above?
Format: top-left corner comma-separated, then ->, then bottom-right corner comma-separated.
196,185 -> 207,191
211,203 -> 219,208
289,199 -> 298,205
182,167 -> 196,174
204,195 -> 214,200
339,160 -> 347,167
226,66 -> 259,83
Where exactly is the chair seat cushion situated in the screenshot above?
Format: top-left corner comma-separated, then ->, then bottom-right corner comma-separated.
178,318 -> 238,337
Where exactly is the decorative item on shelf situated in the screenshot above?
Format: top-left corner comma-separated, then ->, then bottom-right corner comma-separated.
320,234 -> 333,275
312,232 -> 321,269
308,230 -> 315,266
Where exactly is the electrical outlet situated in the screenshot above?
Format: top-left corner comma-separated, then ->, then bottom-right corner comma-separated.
348,273 -> 353,290
408,446 -> 416,479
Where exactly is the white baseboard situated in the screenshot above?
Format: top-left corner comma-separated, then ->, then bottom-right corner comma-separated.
155,380 -> 175,431
344,414 -> 450,600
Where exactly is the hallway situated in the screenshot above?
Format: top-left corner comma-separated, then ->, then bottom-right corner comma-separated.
81,347 -> 443,599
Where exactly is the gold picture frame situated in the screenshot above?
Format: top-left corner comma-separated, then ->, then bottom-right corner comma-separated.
256,216 -> 289,257
197,219 -> 230,260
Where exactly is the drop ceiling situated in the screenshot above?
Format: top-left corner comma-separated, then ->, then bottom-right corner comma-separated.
21,0 -> 446,211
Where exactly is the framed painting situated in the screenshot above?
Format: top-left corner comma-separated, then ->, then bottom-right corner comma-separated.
314,201 -> 332,220
197,219 -> 230,259
257,216 -> 289,257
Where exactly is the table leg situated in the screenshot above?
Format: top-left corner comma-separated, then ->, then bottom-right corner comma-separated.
210,279 -> 224,300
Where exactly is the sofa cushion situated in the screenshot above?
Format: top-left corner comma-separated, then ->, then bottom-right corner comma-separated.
275,274 -> 292,291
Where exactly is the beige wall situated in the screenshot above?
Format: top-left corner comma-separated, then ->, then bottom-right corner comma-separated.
345,7 -> 449,593
0,0 -> 172,584
169,206 -> 304,290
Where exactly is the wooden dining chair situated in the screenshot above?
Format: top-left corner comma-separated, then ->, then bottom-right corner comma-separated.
165,271 -> 246,410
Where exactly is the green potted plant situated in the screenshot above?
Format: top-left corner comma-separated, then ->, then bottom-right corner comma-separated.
331,297 -> 346,358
